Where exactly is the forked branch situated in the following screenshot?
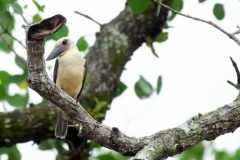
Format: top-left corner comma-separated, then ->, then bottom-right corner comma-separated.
154,0 -> 240,46
23,14 -> 240,160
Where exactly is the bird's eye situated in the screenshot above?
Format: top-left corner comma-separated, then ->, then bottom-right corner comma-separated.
62,40 -> 67,45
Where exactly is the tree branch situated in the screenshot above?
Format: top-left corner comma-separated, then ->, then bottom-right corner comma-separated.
0,33 -> 27,66
0,23 -> 26,49
154,0 -> 240,46
1,2 -> 172,158
74,11 -> 102,27
0,104 -> 57,146
21,14 -> 240,160
227,57 -> 240,90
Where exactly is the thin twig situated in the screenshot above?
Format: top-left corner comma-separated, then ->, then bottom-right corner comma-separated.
0,34 -> 27,67
20,14 -> 30,25
230,57 -> 240,84
227,80 -> 240,90
0,23 -> 26,49
74,11 -> 102,27
232,25 -> 240,35
227,57 -> 240,90
5,30 -> 26,49
154,0 -> 240,46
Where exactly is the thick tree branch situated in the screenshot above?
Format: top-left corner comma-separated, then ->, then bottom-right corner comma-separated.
21,14 -> 240,160
1,3 -> 171,157
1,1 -> 239,159
0,104 -> 57,146
0,103 -> 84,147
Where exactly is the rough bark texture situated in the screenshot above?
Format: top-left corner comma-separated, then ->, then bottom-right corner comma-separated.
80,2 -> 170,118
2,1 -> 240,160
20,12 -> 240,160
0,104 -> 57,146
1,3 -> 173,159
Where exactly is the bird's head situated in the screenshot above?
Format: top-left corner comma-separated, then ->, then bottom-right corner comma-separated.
46,37 -> 77,61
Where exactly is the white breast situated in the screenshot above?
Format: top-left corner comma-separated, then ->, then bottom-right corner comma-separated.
57,49 -> 85,98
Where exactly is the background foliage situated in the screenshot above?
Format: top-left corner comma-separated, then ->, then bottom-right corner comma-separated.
0,0 -> 236,159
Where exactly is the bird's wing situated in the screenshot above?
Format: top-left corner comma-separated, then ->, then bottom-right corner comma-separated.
76,60 -> 87,100
53,59 -> 59,83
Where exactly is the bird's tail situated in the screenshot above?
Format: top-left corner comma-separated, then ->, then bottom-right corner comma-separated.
55,111 -> 68,139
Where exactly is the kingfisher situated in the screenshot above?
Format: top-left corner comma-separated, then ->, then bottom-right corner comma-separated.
46,37 -> 87,139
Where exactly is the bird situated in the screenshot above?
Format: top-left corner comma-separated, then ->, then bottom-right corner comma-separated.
46,37 -> 87,139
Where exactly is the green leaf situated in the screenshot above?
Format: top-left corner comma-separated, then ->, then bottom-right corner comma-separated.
0,10 -> 14,28
213,3 -> 225,20
96,152 -> 129,160
156,76 -> 162,94
56,154 -> 64,160
94,113 -> 106,119
9,74 -> 27,84
8,0 -> 16,4
15,56 -> 27,70
233,148 -> 240,160
52,25 -> 69,40
127,0 -> 149,14
24,4 -> 28,9
0,145 -> 21,160
38,139 -> 57,150
0,34 -> 14,53
0,71 -> 9,100
1,0 -> 7,5
149,44 -> 159,58
0,71 -> 10,85
7,145 -> 21,160
116,81 -> 127,97
6,93 -> 28,108
0,9 -> 13,24
157,0 -> 162,16
0,14 -> 15,32
134,75 -> 153,99
0,85 -> 7,100
169,0 -> 183,21
155,32 -> 168,43
198,0 -> 206,3
11,3 -> 23,14
214,150 -> 231,160
0,1 -> 5,12
32,0 -> 45,12
33,13 -> 42,23
179,143 -> 204,160
163,23 -> 173,29
76,37 -> 88,51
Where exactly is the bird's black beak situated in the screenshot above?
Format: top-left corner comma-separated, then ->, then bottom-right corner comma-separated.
46,45 -> 64,61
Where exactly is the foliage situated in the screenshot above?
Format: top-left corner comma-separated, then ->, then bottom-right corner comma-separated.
95,150 -> 130,160
127,0 -> 149,14
177,142 -> 240,160
213,3 -> 225,20
76,37 -> 88,52
116,81 -> 127,97
0,145 -> 21,160
134,75 -> 153,99
0,0 -> 235,159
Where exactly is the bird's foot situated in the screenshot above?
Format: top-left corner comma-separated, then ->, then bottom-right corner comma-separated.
77,123 -> 83,136
68,122 -> 83,137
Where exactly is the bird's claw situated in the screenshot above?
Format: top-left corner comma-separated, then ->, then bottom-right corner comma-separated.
77,123 -> 83,136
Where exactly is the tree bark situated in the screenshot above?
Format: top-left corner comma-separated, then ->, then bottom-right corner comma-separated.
4,1 -> 240,160
2,1 -> 171,155
19,10 -> 240,160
